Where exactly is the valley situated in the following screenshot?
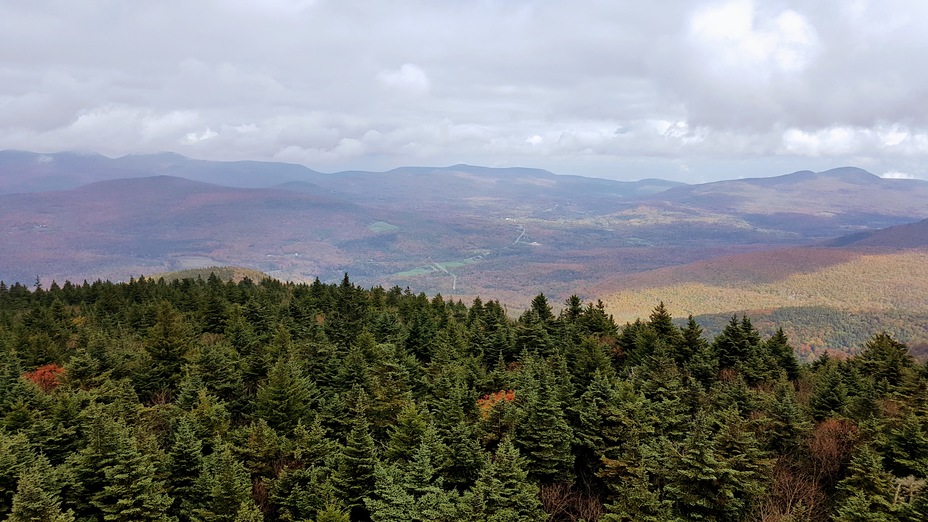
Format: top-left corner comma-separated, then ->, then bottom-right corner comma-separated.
2,151 -> 927,353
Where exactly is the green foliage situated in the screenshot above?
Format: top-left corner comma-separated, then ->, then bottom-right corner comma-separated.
515,362 -> 574,484
193,442 -> 254,522
333,412 -> 378,519
7,456 -> 74,522
255,355 -> 318,433
3,274 -> 928,521
470,439 -> 547,522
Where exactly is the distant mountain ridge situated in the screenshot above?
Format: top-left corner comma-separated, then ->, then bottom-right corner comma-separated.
0,150 -> 322,193
3,151 -> 928,323
826,217 -> 928,248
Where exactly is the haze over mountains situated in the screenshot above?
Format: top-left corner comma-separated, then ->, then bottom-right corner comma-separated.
2,150 -> 927,353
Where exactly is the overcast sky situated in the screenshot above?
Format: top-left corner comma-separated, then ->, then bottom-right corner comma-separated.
2,1 -> 927,181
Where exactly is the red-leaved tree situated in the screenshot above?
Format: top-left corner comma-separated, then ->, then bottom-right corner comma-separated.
23,363 -> 66,392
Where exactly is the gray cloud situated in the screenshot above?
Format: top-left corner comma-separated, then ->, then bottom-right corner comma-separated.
1,0 -> 927,181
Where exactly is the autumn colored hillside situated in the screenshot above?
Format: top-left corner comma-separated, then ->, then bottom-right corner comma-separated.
599,248 -> 928,357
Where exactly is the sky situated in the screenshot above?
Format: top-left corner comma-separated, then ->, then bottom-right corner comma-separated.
2,0 -> 927,182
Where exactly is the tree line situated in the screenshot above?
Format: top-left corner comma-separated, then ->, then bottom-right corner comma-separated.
0,274 -> 926,521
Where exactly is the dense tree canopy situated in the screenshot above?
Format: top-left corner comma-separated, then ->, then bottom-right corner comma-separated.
0,274 -> 926,521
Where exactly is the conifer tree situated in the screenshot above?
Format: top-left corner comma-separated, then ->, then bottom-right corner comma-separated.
529,293 -> 555,326
182,341 -> 246,414
194,442 -> 254,522
384,402 -> 429,464
764,377 -> 808,455
232,501 -> 264,522
662,413 -> 754,522
515,309 -> 553,356
765,328 -> 800,380
469,439 -> 546,521
60,407 -> 123,520
0,430 -> 37,517
333,413 -> 378,520
858,333 -> 914,392
365,463 -> 414,522
92,425 -> 174,522
809,359 -> 849,421
7,456 -> 75,522
601,465 -> 672,522
712,315 -> 756,370
881,413 -> 928,478
232,419 -> 283,485
833,445 -> 897,521
142,300 -> 194,398
291,416 -> 335,468
648,302 -> 683,349
255,354 -> 318,433
516,364 -> 574,484
678,315 -> 707,355
166,417 -> 204,520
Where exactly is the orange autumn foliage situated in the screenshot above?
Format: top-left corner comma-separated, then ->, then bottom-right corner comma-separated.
477,389 -> 515,418
23,363 -> 66,392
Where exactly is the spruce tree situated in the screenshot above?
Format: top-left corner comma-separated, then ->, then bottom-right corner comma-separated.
712,315 -> 754,370
833,445 -> 896,521
255,354 -> 318,433
648,302 -> 683,350
384,402 -> 429,464
333,413 -> 378,520
193,442 -> 254,522
662,414 -> 747,522
441,421 -> 485,491
92,426 -> 174,522
142,300 -> 194,398
166,417 -> 204,520
365,464 -> 414,522
516,365 -> 574,484
765,328 -> 800,380
0,431 -> 36,517
601,465 -> 671,522
7,455 -> 74,522
858,333 -> 914,392
470,439 -> 546,521
809,359 -> 849,421
678,315 -> 708,365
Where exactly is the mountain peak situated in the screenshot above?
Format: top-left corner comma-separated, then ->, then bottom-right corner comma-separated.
817,166 -> 881,183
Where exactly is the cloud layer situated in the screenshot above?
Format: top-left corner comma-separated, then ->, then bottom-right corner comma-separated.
2,0 -> 926,181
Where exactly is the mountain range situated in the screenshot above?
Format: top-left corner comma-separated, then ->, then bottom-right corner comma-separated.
2,150 -> 927,352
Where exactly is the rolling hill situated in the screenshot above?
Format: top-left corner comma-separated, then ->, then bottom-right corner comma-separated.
598,219 -> 928,357
0,150 -> 323,194
3,152 -> 928,325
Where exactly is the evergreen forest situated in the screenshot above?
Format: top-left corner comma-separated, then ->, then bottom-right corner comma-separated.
1,274 -> 927,521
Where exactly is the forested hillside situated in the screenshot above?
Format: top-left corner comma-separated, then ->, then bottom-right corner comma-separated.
1,275 -> 927,521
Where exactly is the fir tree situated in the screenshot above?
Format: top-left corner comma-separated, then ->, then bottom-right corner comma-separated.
333,413 -> 378,520
833,445 -> 897,521
143,300 -> 195,397
193,442 -> 254,522
0,430 -> 36,517
384,402 -> 429,464
470,439 -> 546,521
516,364 -> 574,484
858,333 -> 914,392
92,426 -> 174,522
809,359 -> 849,421
166,417 -> 204,520
7,455 -> 74,522
255,354 -> 318,434
765,328 -> 800,380
365,464 -> 414,522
